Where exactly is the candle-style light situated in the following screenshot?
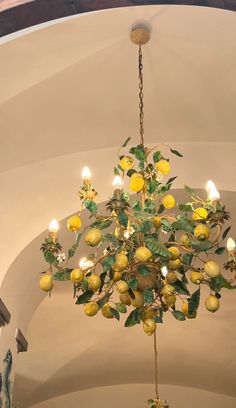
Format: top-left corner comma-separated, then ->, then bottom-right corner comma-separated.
161,266 -> 168,277
49,219 -> 59,233
79,257 -> 94,270
206,180 -> 220,202
208,186 -> 220,202
112,175 -> 123,190
227,237 -> 236,253
49,219 -> 59,242
81,166 -> 92,182
124,230 -> 130,239
206,180 -> 216,192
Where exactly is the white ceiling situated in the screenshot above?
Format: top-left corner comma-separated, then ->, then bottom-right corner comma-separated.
0,4 -> 236,408
0,5 -> 236,173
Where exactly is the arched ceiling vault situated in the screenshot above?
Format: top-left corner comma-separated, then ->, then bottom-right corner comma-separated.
0,5 -> 236,289
1,6 -> 236,172
0,4 -> 236,408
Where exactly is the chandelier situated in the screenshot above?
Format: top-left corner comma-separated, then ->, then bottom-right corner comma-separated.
39,25 -> 236,408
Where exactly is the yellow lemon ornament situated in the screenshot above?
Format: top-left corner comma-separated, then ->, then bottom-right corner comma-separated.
166,271 -> 178,284
194,224 -> 210,241
67,214 -> 81,232
39,274 -> 53,292
162,194 -> 176,209
116,280 -> 129,294
101,303 -> 114,319
164,294 -> 176,307
135,246 -> 152,262
112,253 -> 128,272
204,260 -> 221,278
205,295 -> 220,312
168,259 -> 181,270
168,246 -> 180,260
153,216 -> 161,228
143,318 -> 156,336
190,270 -> 204,284
84,302 -> 99,317
70,268 -> 84,284
155,159 -> 170,175
181,234 -> 190,247
119,156 -> 134,171
113,272 -> 122,281
119,293 -> 131,305
129,173 -> 145,192
131,291 -> 144,308
141,308 -> 156,321
84,228 -> 102,246
87,274 -> 101,292
161,283 -> 175,296
192,207 -> 208,221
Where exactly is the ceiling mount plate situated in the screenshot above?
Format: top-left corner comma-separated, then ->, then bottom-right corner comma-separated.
130,26 -> 150,45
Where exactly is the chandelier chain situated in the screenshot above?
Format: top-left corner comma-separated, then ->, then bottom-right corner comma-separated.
138,44 -> 144,145
154,331 -> 159,401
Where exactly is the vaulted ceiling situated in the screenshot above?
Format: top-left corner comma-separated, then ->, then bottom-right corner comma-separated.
0,4 -> 236,408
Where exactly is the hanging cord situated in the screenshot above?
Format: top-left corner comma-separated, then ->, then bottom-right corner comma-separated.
154,331 -> 160,402
138,44 -> 144,145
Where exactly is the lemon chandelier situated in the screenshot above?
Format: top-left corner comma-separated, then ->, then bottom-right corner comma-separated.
39,26 -> 236,408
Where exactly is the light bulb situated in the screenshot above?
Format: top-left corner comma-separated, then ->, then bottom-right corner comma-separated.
161,266 -> 168,277
79,257 -> 94,270
81,166 -> 92,181
206,180 -> 216,192
112,175 -> 123,190
208,186 -> 220,202
227,237 -> 236,252
49,219 -> 59,233
124,230 -> 130,239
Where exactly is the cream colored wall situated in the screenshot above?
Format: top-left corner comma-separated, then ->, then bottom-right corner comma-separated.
29,384 -> 236,408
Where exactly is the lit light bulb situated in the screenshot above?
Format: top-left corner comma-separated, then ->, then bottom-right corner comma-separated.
79,257 -> 94,270
206,180 -> 216,192
227,237 -> 236,252
206,180 -> 220,202
112,175 -> 123,190
49,219 -> 59,233
124,230 -> 130,239
161,266 -> 168,277
208,186 -> 220,202
81,166 -> 92,181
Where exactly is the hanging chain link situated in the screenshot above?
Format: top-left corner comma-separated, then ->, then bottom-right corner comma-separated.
138,40 -> 163,408
154,331 -> 160,402
138,44 -> 144,145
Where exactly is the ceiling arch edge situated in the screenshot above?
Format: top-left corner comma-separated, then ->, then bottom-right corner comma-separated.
18,383 -> 236,408
0,1 -> 236,38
